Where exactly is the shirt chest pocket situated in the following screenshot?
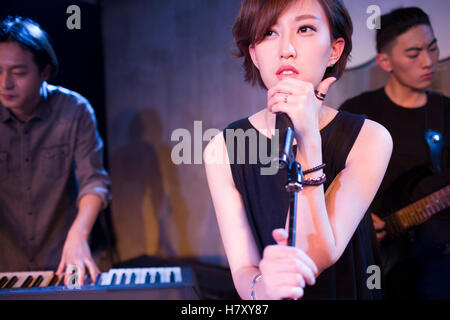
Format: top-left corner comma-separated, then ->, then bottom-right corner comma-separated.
0,152 -> 8,180
41,145 -> 71,179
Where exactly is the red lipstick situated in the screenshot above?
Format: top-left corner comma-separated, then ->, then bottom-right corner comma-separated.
276,65 -> 299,79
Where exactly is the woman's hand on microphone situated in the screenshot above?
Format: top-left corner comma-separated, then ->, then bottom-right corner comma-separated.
258,228 -> 318,300
267,77 -> 336,140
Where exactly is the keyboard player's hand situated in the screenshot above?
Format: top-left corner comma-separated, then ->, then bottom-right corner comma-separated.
55,229 -> 100,286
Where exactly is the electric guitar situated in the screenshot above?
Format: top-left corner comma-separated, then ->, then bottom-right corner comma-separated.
376,165 -> 450,273
382,184 -> 450,239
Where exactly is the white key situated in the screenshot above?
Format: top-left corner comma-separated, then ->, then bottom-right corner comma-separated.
172,267 -> 182,283
113,269 -> 125,285
160,268 -> 168,283
135,268 -> 145,285
100,271 -> 113,286
148,268 -> 156,283
124,269 -> 133,285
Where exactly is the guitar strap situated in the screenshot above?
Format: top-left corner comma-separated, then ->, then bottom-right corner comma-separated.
425,91 -> 446,174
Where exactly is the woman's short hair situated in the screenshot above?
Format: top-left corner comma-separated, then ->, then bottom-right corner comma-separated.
0,16 -> 59,78
376,7 -> 432,54
232,0 -> 353,88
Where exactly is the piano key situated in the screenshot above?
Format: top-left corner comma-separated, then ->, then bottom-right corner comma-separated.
124,269 -> 134,285
48,274 -> 59,287
110,273 -> 117,285
5,276 -> 18,289
117,270 -> 126,285
99,271 -> 111,286
173,267 -> 182,282
59,267 -> 186,287
145,271 -> 152,284
161,268 -> 170,283
21,275 -> 34,288
135,269 -> 145,285
112,269 -> 125,285
157,268 -> 164,283
95,273 -> 103,285
57,275 -> 65,286
0,276 -> 8,289
120,273 -> 127,285
32,275 -> 43,288
130,272 -> 136,285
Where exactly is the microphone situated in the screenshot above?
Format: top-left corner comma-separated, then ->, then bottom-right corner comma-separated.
273,113 -> 295,170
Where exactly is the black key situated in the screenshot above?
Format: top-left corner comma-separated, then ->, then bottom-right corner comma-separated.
57,276 -> 65,286
95,274 -> 102,285
145,272 -> 151,284
48,275 -> 59,287
0,276 -> 8,289
130,273 -> 136,285
5,276 -> 18,289
32,275 -> 43,287
21,275 -> 34,288
120,273 -> 126,285
155,272 -> 161,284
170,271 -> 175,283
110,274 -> 117,286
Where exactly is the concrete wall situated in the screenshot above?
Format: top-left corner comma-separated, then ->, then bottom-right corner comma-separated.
101,0 -> 450,267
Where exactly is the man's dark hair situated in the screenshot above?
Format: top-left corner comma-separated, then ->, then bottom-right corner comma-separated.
376,7 -> 432,53
0,16 -> 59,78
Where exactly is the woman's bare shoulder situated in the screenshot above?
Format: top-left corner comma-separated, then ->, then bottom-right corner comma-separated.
347,118 -> 393,166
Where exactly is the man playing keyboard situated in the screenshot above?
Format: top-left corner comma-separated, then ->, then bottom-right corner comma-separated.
0,16 -> 111,286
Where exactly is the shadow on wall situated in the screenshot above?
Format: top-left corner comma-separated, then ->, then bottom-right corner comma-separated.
110,108 -> 193,262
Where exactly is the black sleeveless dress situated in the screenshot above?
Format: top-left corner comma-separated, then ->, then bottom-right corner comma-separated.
223,111 -> 383,300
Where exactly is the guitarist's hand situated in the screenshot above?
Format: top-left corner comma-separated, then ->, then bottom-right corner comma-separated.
372,213 -> 386,243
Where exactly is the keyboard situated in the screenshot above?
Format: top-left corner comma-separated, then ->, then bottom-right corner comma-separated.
0,267 -> 200,300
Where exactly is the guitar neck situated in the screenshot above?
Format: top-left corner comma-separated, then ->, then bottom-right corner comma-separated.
383,185 -> 450,238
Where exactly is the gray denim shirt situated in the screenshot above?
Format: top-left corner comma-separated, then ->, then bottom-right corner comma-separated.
0,82 -> 111,271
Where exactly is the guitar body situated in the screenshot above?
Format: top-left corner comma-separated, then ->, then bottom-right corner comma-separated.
378,164 -> 450,274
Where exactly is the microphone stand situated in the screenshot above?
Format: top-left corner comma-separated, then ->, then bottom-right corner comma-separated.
279,125 -> 303,301
275,114 -> 303,247
283,128 -> 303,247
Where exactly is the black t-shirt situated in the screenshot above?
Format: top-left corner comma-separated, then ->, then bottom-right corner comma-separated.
340,88 -> 450,299
341,87 -> 450,214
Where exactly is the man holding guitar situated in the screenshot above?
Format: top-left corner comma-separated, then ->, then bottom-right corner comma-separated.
340,7 -> 449,299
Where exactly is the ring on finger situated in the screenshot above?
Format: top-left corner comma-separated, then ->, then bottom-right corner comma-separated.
314,90 -> 326,101
284,92 -> 289,104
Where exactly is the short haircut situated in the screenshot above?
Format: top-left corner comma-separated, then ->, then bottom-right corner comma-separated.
376,7 -> 432,54
232,0 -> 353,88
0,16 -> 59,78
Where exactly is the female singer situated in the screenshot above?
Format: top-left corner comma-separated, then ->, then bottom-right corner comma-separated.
204,0 -> 392,300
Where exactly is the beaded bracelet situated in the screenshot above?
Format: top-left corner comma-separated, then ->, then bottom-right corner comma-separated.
303,163 -> 326,175
250,274 -> 262,300
303,173 -> 327,186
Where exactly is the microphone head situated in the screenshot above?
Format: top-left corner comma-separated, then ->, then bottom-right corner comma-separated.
277,112 -> 294,131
